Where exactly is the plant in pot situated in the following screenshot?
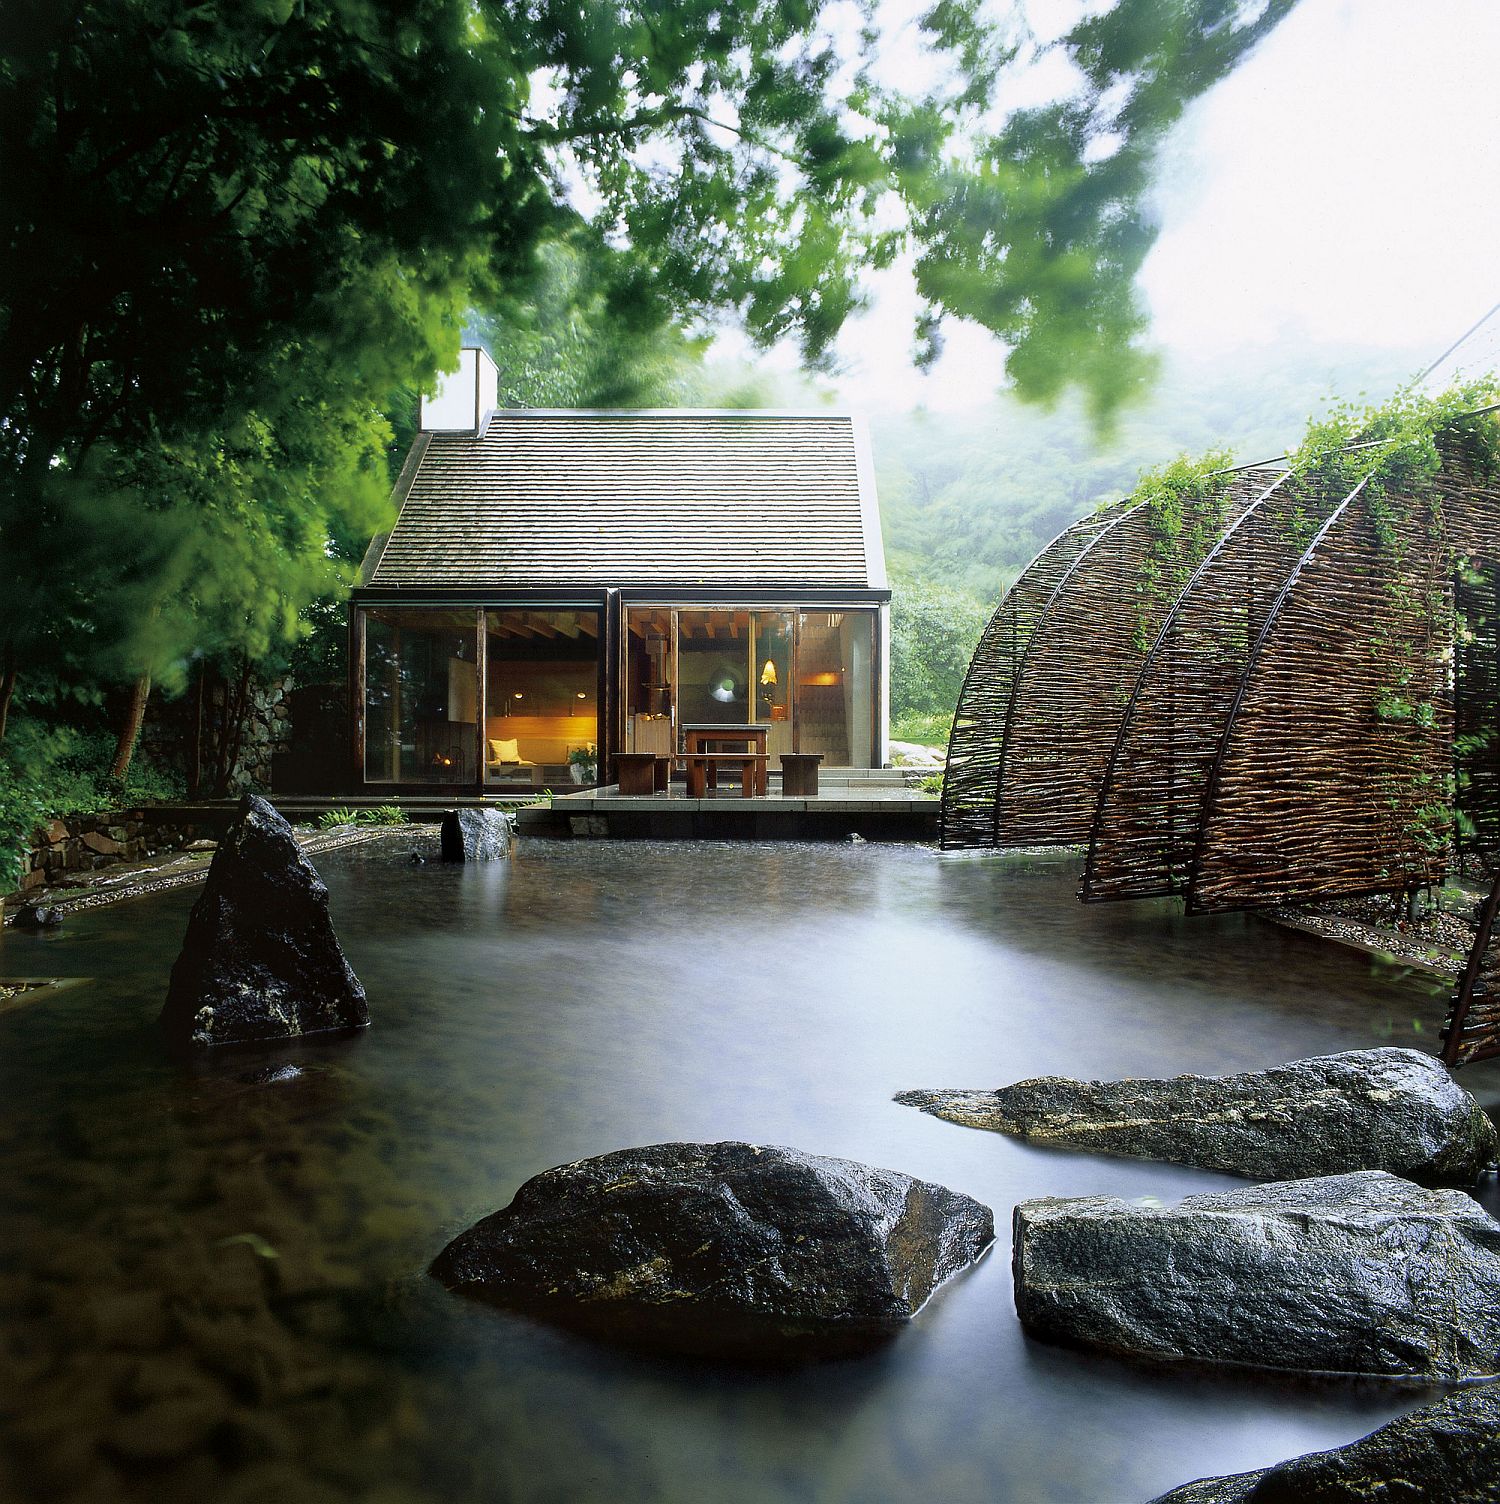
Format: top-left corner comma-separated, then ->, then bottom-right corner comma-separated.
568,744 -> 597,784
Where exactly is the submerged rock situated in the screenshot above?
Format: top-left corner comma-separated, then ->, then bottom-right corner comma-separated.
13,904 -> 63,929
160,795 -> 368,1049
1013,1170 -> 1500,1382
440,807 -> 515,862
896,1049 -> 1497,1186
432,1141 -> 994,1361
1149,1384 -> 1500,1502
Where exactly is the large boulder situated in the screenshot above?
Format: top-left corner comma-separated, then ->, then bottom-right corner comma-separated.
160,795 -> 368,1049
896,1049 -> 1497,1186
1150,1384 -> 1500,1502
431,1141 -> 994,1361
1013,1170 -> 1500,1382
440,807 -> 515,862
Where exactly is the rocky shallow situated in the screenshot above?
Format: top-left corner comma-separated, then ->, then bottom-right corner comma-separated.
433,1141 -> 995,1361
1149,1383 -> 1500,1502
1013,1170 -> 1500,1383
160,796 -> 368,1050
897,1049 -> 1498,1186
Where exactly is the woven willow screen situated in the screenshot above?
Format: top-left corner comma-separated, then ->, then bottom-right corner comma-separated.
1082,469 -> 1341,901
942,443 -> 1500,914
942,469 -> 1271,852
940,506 -> 1125,849
1442,873 -> 1500,1065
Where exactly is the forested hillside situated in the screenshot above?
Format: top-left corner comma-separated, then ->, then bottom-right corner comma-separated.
875,344 -> 1424,737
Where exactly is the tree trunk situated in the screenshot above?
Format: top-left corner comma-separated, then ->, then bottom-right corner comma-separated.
0,643 -> 15,743
109,672 -> 153,782
209,656 -> 254,797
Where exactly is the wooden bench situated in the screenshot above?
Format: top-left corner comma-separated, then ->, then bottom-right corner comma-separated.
614,752 -> 664,796
779,752 -> 823,796
683,752 -> 768,799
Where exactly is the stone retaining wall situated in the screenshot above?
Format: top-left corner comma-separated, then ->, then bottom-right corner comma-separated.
16,811 -> 213,894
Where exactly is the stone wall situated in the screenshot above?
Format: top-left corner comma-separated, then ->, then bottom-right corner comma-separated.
16,811 -> 213,895
231,677 -> 294,793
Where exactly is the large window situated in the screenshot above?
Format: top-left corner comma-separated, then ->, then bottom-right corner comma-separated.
624,609 -> 674,757
623,606 -> 876,766
484,610 -> 600,787
364,610 -> 478,784
675,609 -> 794,759
363,607 -> 601,786
797,610 -> 874,768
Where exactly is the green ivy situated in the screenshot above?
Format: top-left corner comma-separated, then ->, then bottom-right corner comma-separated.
1286,382 -> 1500,857
1121,448 -> 1234,650
1286,380 -> 1500,547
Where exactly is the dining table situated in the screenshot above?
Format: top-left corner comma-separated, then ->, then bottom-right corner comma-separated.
680,722 -> 770,796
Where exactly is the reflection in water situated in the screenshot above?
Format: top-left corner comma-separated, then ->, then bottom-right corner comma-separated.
1,838 -> 1495,1503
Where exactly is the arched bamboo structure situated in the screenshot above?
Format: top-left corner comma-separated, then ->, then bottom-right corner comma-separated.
1189,452 -> 1500,911
1455,560 -> 1500,870
940,506 -> 1125,849
1184,477 -> 1449,910
1082,468 -> 1347,901
945,419 -> 1500,918
1442,872 -> 1500,1065
940,471 -> 1270,850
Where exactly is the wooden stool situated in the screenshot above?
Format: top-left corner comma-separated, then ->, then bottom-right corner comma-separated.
614,752 -> 659,795
653,755 -> 671,792
779,752 -> 823,796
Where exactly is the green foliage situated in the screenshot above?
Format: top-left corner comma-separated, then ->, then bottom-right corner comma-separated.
0,718 -> 183,887
1124,447 -> 1234,647
889,576 -> 988,726
1287,380 -> 1500,546
317,808 -> 360,830
0,0 -> 1307,774
886,0 -> 1299,427
892,710 -> 960,748
357,805 -> 409,827
568,745 -> 598,770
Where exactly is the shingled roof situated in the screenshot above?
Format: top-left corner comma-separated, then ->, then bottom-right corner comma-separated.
359,410 -> 886,591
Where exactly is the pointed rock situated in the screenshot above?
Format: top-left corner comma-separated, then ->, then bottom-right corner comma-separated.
897,1048 -> 1497,1186
161,795 -> 367,1049
432,1141 -> 994,1362
1014,1170 -> 1500,1383
1149,1383 -> 1500,1502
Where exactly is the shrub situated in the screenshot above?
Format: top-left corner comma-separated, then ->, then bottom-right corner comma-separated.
358,804 -> 408,826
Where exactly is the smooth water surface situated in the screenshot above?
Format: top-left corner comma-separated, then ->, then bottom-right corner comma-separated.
3,837 -> 1497,1504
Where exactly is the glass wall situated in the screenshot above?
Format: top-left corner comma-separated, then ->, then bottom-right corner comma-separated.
624,609 -> 674,757
797,610 -> 875,768
484,610 -> 600,787
676,610 -> 795,760
623,606 -> 876,767
364,610 -> 478,784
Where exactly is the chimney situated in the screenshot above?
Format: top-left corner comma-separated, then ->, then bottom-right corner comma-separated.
419,347 -> 499,434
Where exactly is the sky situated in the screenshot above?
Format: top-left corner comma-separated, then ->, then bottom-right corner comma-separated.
718,0 -> 1500,415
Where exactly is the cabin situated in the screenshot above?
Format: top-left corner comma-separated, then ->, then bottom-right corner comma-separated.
349,348 -> 890,794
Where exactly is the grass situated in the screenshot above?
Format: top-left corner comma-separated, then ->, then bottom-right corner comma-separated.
890,711 -> 951,748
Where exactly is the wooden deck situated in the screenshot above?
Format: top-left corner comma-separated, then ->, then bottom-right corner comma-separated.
528,769 -> 937,841
156,770 -> 939,842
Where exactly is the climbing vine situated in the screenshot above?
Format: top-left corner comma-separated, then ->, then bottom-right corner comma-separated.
1284,383 -> 1500,863
1122,448 -> 1234,650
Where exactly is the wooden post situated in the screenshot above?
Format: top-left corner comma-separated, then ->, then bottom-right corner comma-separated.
349,606 -> 366,792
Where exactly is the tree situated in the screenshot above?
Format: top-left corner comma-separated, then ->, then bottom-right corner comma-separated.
889,574 -> 989,727
0,0 -> 1301,754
